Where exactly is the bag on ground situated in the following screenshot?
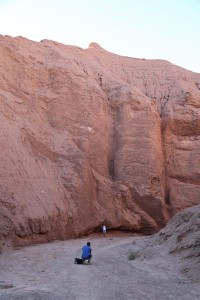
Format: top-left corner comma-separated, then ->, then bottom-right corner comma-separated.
74,257 -> 84,264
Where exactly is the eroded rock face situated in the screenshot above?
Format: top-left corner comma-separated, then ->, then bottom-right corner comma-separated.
0,36 -> 200,248
128,204 -> 200,282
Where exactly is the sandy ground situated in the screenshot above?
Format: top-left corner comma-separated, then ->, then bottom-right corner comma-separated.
0,233 -> 200,300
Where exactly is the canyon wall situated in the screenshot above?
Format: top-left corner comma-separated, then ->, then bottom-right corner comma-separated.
0,36 -> 199,248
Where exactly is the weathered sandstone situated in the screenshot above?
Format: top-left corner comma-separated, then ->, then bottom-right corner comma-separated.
0,36 -> 199,249
128,204 -> 200,282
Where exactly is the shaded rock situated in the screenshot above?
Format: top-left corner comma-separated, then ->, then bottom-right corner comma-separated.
129,205 -> 200,282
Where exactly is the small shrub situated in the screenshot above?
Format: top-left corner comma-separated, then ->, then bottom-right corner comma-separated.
128,251 -> 137,260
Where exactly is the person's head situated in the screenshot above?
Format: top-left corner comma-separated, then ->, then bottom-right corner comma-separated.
87,242 -> 91,246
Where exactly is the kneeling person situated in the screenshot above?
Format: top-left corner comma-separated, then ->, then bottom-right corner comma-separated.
82,242 -> 92,263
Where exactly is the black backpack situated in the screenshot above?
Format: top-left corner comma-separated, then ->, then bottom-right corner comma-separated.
74,257 -> 84,264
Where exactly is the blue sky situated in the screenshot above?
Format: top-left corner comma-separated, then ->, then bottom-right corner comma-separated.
0,0 -> 199,73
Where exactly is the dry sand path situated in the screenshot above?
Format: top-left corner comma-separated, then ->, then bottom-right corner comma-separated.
0,234 -> 200,300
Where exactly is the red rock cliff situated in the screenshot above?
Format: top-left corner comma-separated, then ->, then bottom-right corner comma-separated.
0,36 -> 199,248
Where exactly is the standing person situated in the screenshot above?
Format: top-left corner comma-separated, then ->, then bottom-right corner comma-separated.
102,224 -> 107,237
82,242 -> 92,264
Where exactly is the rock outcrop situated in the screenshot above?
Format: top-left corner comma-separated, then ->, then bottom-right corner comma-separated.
128,204 -> 200,282
0,35 -> 200,248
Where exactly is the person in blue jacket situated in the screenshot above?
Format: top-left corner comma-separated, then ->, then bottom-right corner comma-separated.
82,242 -> 92,263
